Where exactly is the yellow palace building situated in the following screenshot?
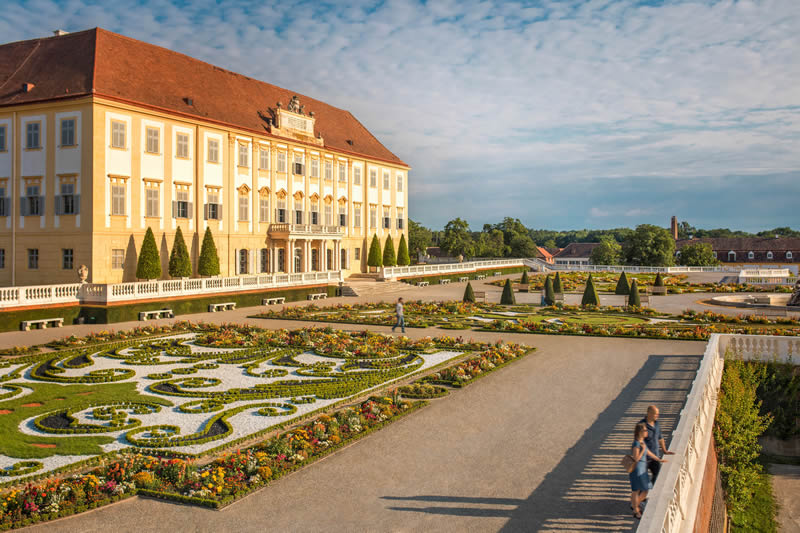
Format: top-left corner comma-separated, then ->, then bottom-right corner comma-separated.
0,28 -> 409,287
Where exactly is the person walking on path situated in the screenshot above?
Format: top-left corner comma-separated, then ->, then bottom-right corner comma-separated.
391,297 -> 405,334
630,423 -> 666,519
640,405 -> 675,484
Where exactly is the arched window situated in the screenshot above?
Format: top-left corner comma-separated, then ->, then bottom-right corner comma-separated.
767,251 -> 773,260
788,251 -> 794,260
748,251 -> 754,260
728,251 -> 736,261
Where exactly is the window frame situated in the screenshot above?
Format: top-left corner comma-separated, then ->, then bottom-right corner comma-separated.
145,127 -> 160,154
383,171 -> 390,190
62,248 -> 74,270
324,160 -> 332,180
207,138 -> 220,163
112,249 -> 125,270
176,132 -> 190,159
110,120 -> 126,149
353,166 -> 361,185
26,122 -> 41,150
259,196 -> 269,222
0,126 -> 6,152
311,159 -> 320,178
338,162 -> 347,183
145,186 -> 160,218
28,248 -> 39,270
259,147 -> 270,170
277,152 -> 287,173
369,169 -> 377,188
60,118 -> 76,147
111,183 -> 126,216
238,194 -> 250,222
26,184 -> 41,216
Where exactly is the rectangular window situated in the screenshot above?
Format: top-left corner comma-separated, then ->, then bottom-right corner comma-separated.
0,126 -> 6,151
26,185 -> 41,216
238,195 -> 249,221
112,249 -> 124,269
175,190 -> 189,219
176,133 -> 190,158
354,248 -> 360,260
60,183 -> 76,215
111,183 -> 125,215
353,166 -> 361,185
383,171 -> 390,190
369,169 -> 377,188
260,196 -> 269,222
260,248 -> 268,273
339,205 -> 347,227
111,121 -> 125,148
62,248 -> 74,270
146,187 -> 159,217
397,208 -> 404,230
277,152 -> 287,173
26,123 -> 40,149
311,159 -> 319,178
324,161 -> 332,180
238,143 -> 249,167
28,249 -> 39,269
0,187 -> 5,217
293,154 -> 304,175
383,206 -> 391,229
354,205 -> 361,228
325,204 -> 332,226
259,148 -> 270,170
277,199 -> 286,223
206,191 -> 220,220
338,163 -> 346,182
61,119 -> 76,147
0,249 -> 4,269
397,174 -> 404,192
207,139 -> 219,163
239,249 -> 248,274
369,206 -> 377,228
294,199 -> 303,224
311,202 -> 319,225
146,127 -> 160,154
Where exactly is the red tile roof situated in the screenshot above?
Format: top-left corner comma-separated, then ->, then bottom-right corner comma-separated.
676,237 -> 800,252
0,28 -> 408,167
554,242 -> 600,258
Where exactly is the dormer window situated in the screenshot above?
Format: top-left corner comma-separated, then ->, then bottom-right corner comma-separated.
747,251 -> 754,260
788,251 -> 794,260
766,251 -> 773,260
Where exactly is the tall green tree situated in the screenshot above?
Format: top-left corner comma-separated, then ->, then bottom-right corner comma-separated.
590,237 -> 622,265
508,234 -> 538,258
382,235 -> 396,266
500,278 -> 516,305
396,233 -> 411,266
168,226 -> 192,278
474,229 -> 508,257
543,275 -> 555,306
581,274 -> 599,306
407,220 -> 432,262
463,281 -> 476,303
553,272 -> 563,294
628,279 -> 641,307
440,217 -> 475,258
678,242 -> 720,266
614,272 -> 631,295
136,227 -> 161,280
623,224 -> 675,266
198,227 -> 220,277
367,234 -> 383,269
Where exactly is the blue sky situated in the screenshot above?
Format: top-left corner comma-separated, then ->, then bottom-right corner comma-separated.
3,0 -> 799,232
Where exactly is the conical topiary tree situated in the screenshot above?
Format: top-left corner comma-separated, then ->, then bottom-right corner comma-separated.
136,227 -> 161,280
654,272 -> 664,287
382,235 -> 396,267
198,227 -> 220,277
581,274 -> 600,307
520,270 -> 529,285
615,272 -> 631,295
397,233 -> 411,266
628,278 -> 641,307
501,278 -> 516,305
463,281 -> 476,303
543,275 -> 555,306
367,234 -> 383,270
168,226 -> 192,278
553,272 -> 563,293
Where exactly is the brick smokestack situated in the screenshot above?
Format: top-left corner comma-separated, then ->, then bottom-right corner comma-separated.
671,216 -> 678,240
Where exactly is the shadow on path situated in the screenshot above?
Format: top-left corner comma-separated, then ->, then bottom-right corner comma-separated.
381,353 -> 701,532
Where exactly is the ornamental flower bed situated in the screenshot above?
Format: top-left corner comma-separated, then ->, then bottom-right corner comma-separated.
423,343 -> 529,388
0,397 -> 422,530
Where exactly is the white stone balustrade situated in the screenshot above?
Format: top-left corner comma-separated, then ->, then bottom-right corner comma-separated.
638,333 -> 800,532
0,271 -> 343,309
381,259 -> 524,280
737,268 -> 796,286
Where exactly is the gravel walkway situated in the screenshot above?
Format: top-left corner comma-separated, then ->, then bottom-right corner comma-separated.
20,333 -> 704,533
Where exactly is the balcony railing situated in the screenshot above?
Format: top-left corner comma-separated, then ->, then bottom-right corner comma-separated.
0,271 -> 343,309
268,223 -> 343,236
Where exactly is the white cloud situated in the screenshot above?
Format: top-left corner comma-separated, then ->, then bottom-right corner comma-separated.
2,0 -> 799,229
590,207 -> 610,217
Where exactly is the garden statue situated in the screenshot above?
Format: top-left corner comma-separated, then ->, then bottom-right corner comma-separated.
77,264 -> 89,283
789,279 -> 800,307
457,254 -> 464,263
288,95 -> 300,113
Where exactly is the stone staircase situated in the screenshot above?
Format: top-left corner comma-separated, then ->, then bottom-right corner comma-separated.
340,285 -> 359,297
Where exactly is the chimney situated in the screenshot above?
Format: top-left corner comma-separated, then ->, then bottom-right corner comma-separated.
670,216 -> 678,240
53,30 -> 69,36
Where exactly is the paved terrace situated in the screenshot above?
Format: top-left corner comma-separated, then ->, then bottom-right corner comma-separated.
0,275 -> 711,532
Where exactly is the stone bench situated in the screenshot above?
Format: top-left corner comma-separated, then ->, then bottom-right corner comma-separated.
416,281 -> 430,287
473,291 -> 486,303
21,318 -> 64,331
308,293 -> 328,300
138,309 -> 174,321
440,279 -> 451,285
459,277 -> 469,282
208,302 -> 236,312
476,274 -> 486,280
494,271 -> 502,276
262,297 -> 286,305
651,286 -> 667,296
